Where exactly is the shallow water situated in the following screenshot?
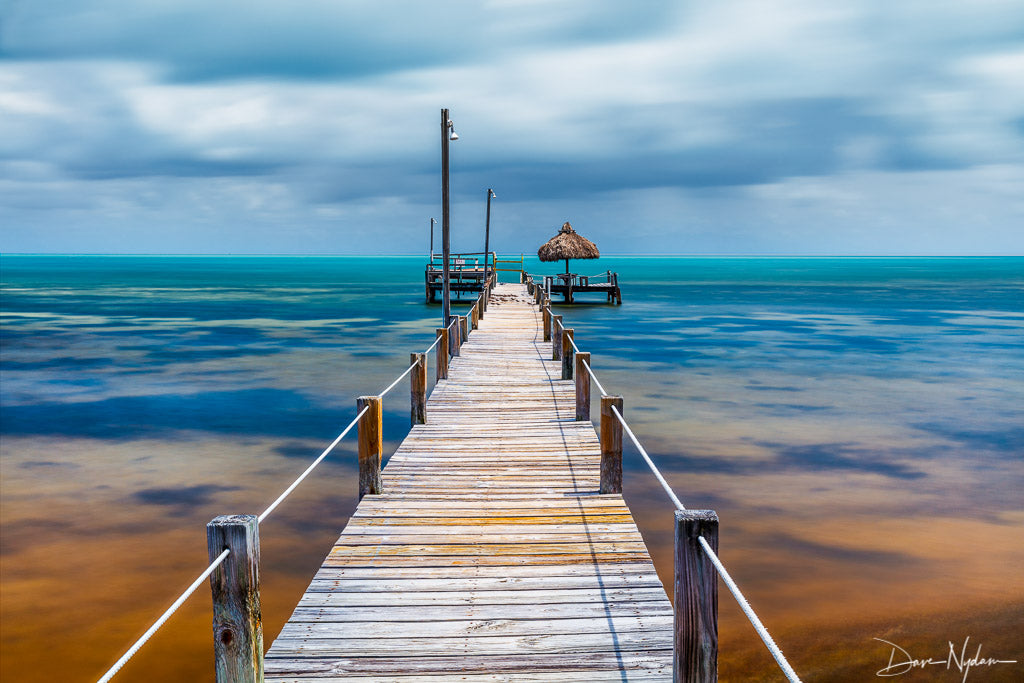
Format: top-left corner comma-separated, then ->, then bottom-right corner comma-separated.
2,255 -> 1022,681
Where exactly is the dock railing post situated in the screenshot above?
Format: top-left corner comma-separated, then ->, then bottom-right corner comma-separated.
674,510 -> 719,683
450,318 -> 461,357
542,305 -> 551,342
552,315 -> 562,361
600,396 -> 623,494
575,351 -> 591,421
435,328 -> 449,380
356,396 -> 383,500
561,328 -> 574,380
471,299 -> 479,330
410,352 -> 426,425
207,515 -> 262,683
460,315 -> 469,343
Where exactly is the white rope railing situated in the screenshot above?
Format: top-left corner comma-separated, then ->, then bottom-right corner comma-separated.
698,535 -> 802,681
552,299 -> 800,681
96,549 -> 230,683
610,405 -> 686,512
424,334 -> 442,354
380,361 -> 417,399
602,380 -> 800,681
257,406 -> 368,523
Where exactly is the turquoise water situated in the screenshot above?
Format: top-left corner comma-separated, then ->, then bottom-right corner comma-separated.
2,255 -> 1023,681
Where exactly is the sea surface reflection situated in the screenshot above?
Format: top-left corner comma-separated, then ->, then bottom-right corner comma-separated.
2,256 -> 1022,682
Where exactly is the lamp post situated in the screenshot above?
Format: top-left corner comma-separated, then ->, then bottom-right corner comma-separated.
484,189 -> 496,287
440,109 -> 458,327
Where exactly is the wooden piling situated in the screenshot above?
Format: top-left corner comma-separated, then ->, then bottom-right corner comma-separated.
460,315 -> 469,344
410,353 -> 426,425
356,396 -> 383,500
552,315 -> 563,361
435,328 -> 448,380
207,514 -> 262,683
561,328 -> 574,380
674,510 -> 719,683
575,351 -> 591,421
600,396 -> 623,494
542,306 -> 551,342
471,300 -> 479,330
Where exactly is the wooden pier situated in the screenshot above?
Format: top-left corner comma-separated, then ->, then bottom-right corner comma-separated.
527,272 -> 622,305
264,283 -> 672,680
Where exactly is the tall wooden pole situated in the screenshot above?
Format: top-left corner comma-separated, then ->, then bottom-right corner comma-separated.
484,188 -> 494,289
600,396 -> 623,494
356,396 -> 383,500
441,108 -> 452,329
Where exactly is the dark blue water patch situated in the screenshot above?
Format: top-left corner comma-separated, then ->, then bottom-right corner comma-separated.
1,357 -> 117,371
759,442 -> 927,479
760,532 -> 924,567
275,442 -> 321,459
746,384 -> 804,392
18,460 -> 81,469
142,346 -> 283,363
911,423 -> 1024,457
133,483 -> 242,515
0,388 -> 351,441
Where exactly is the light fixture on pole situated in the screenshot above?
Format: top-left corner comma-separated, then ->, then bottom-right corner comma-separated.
483,189 -> 496,288
440,109 -> 458,327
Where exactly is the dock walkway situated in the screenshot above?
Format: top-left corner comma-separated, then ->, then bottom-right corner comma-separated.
265,283 -> 673,681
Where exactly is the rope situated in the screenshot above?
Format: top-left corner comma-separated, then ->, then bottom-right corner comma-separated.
257,406 -> 368,523
96,549 -> 230,683
608,403 -> 802,682
698,536 -> 802,682
553,317 -> 581,354
610,405 -> 686,511
380,361 -> 417,399
581,359 -> 608,397
424,334 -> 442,354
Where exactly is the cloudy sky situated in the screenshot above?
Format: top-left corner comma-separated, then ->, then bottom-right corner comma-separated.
2,0 -> 1022,255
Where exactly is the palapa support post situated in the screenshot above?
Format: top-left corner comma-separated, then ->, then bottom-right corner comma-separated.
410,352 -> 426,425
435,328 -> 449,380
542,306 -> 551,342
207,515 -> 263,683
552,315 -> 563,361
356,396 -> 383,500
561,328 -> 574,380
460,315 -> 469,343
600,396 -> 623,494
575,352 -> 591,421
674,510 -> 719,683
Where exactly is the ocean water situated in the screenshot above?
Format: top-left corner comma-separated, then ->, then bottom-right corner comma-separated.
2,255 -> 1022,681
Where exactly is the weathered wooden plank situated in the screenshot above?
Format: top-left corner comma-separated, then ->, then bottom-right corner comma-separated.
265,283 -> 672,681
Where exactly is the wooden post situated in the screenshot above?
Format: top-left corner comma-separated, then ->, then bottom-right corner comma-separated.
600,396 -> 623,494
575,352 -> 591,421
561,328 -> 574,380
410,352 -> 426,425
356,396 -> 383,500
674,510 -> 719,683
207,515 -> 262,683
450,318 -> 461,357
552,315 -> 562,361
460,315 -> 469,343
471,300 -> 479,330
577,352 -> 593,421
435,328 -> 448,380
542,306 -> 551,342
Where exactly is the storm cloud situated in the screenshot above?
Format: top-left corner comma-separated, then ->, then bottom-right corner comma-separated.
1,0 -> 1022,254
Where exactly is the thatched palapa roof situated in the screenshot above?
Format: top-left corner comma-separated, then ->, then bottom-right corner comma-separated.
537,222 -> 600,263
